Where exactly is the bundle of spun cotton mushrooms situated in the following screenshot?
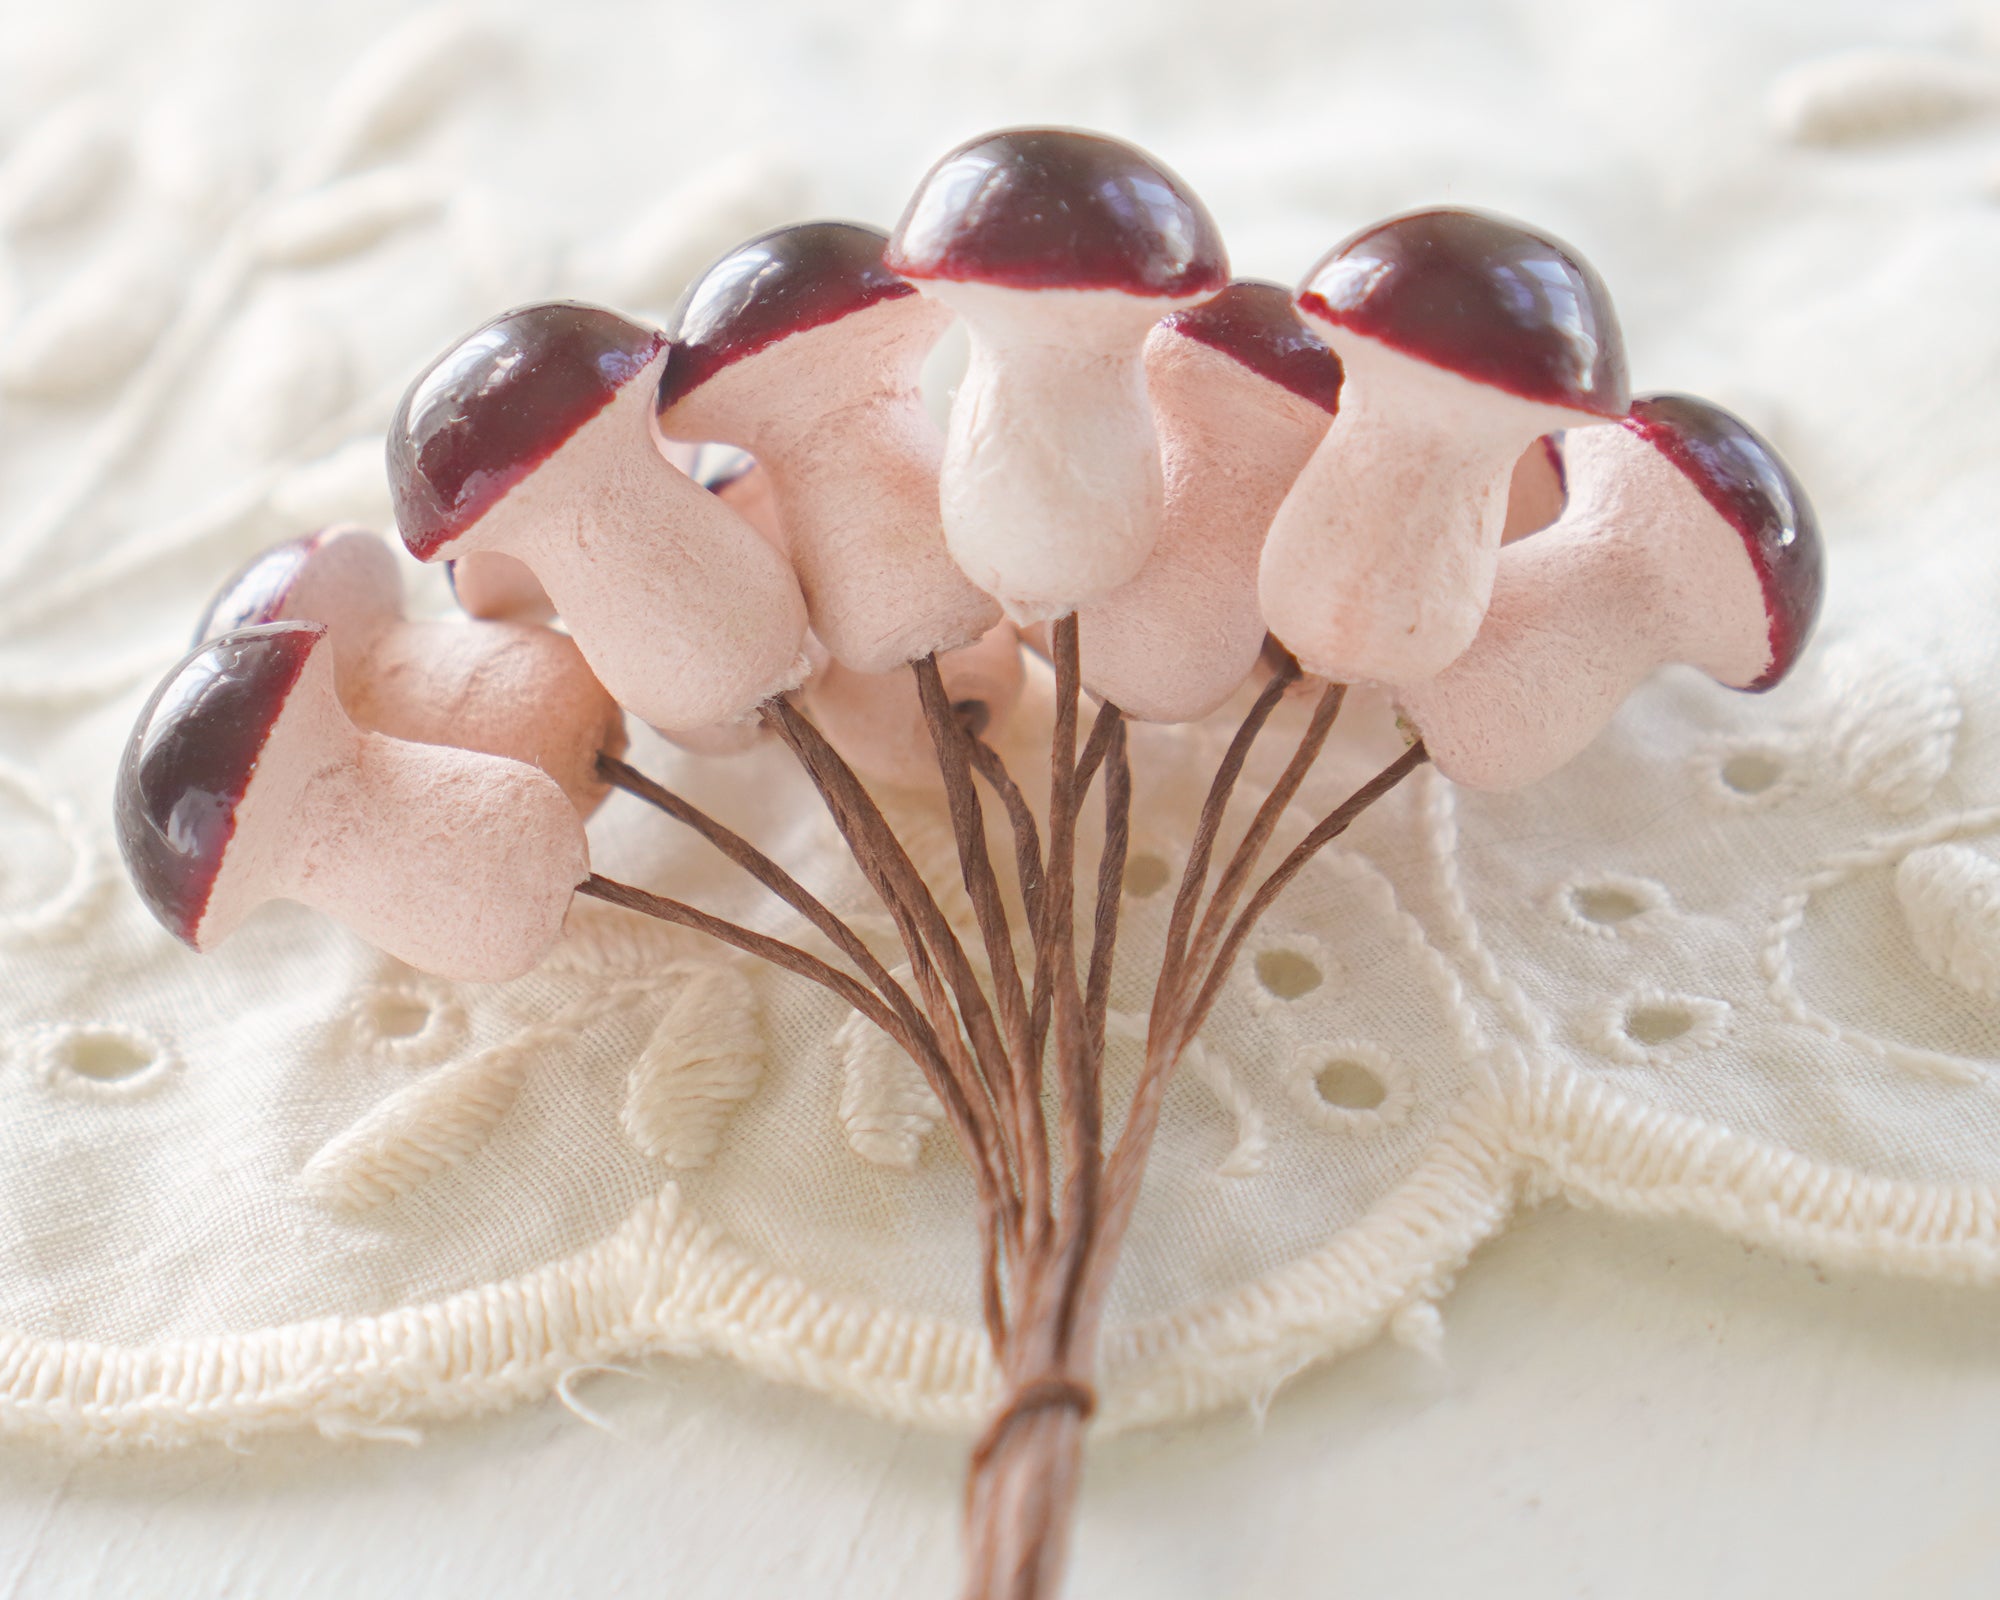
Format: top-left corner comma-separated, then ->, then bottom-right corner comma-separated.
113,126 -> 1824,1600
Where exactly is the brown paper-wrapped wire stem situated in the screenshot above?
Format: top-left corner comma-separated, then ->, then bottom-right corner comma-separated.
584,632 -> 1426,1600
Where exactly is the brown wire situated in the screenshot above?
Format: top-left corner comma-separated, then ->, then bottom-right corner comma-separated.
914,655 -> 1051,1251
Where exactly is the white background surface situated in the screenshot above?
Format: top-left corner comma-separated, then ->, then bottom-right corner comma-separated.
5,0 -> 2000,1592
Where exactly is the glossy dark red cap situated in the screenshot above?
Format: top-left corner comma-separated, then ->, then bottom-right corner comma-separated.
1298,209 -> 1628,418
1160,279 -> 1343,415
656,223 -> 917,414
389,302 -> 664,560
1625,393 -> 1823,690
193,534 -> 322,645
886,128 -> 1227,297
115,622 -> 325,947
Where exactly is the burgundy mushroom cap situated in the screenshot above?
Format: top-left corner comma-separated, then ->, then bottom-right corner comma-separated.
388,301 -> 665,560
1625,392 -> 1824,689
194,525 -> 401,646
195,536 -> 318,643
657,222 -> 917,414
886,127 -> 1227,297
1160,279 -> 1344,413
115,622 -> 324,949
1298,208 -> 1629,417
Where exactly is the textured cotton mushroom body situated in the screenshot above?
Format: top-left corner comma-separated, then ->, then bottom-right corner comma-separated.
1260,209 -> 1629,686
200,526 -> 625,814
1397,394 -> 1825,790
388,301 -> 808,736
444,444 -> 744,622
657,223 -> 997,673
886,128 -> 1228,621
804,626 -> 1025,789
1075,281 -> 1342,722
115,623 -> 588,982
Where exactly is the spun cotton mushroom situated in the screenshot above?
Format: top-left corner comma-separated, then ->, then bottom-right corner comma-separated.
198,525 -> 626,814
885,127 -> 1228,622
388,299 -> 809,736
1260,208 -> 1629,687
441,448 -> 783,760
115,622 -> 587,982
803,626 -> 1025,790
443,444 -> 743,621
656,222 -> 998,672
1073,280 -> 1342,723
1396,393 -> 1824,791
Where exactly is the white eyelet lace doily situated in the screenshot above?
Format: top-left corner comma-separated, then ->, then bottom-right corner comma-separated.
2,0 -> 1999,1451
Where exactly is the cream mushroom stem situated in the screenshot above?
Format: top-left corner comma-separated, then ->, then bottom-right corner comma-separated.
1259,330 -> 1586,687
928,282 -> 1176,623
349,619 -> 627,814
1395,424 -> 1777,792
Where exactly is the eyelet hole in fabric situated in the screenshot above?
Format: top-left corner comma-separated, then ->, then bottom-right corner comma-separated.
1122,852 -> 1171,899
67,1032 -> 153,1080
1254,946 -> 1324,1000
30,1023 -> 177,1100
1286,1039 -> 1413,1134
1624,1003 -> 1693,1045
1574,885 -> 1643,924
344,983 -> 467,1066
1721,751 -> 1784,795
1693,738 -> 1805,811
370,995 -> 432,1039
1551,874 -> 1670,939
1585,988 -> 1733,1065
1314,1056 -> 1387,1110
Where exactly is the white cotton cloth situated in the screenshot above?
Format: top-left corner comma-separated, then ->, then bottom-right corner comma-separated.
0,0 -> 1998,1448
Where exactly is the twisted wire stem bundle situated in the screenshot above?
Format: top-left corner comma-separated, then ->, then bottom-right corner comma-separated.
578,618 -> 1428,1600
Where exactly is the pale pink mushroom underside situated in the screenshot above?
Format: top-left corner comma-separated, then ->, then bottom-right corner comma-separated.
452,550 -> 557,623
1259,329 -> 1602,688
237,528 -> 624,815
442,346 -> 808,736
203,644 -> 589,982
657,300 -> 997,674
353,619 -> 626,814
1396,425 -> 1772,791
804,625 -> 1026,789
1073,329 -> 1334,722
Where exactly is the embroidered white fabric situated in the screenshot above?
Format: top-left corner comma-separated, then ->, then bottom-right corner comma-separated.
1,0 -> 1997,1450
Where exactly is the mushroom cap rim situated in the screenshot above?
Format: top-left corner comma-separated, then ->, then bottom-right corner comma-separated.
1297,205 -> 1629,421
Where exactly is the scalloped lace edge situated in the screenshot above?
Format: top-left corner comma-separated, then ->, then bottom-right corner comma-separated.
0,1072 -> 1995,1452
